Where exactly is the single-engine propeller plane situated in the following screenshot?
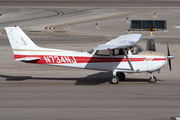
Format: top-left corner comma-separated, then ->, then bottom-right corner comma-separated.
5,26 -> 175,84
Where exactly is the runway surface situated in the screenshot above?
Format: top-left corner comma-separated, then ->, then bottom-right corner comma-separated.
0,75 -> 180,120
0,1 -> 180,120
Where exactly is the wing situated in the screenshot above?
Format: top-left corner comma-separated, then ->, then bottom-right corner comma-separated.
93,34 -> 142,50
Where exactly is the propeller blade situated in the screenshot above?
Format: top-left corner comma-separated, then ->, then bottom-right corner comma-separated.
167,43 -> 170,56
167,43 -> 172,71
168,59 -> 171,71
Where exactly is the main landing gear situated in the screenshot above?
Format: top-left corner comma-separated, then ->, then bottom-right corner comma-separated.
110,72 -> 125,84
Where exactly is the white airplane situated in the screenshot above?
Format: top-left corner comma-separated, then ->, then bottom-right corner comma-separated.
5,26 -> 175,84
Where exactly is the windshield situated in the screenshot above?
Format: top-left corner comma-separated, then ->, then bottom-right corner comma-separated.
130,44 -> 144,54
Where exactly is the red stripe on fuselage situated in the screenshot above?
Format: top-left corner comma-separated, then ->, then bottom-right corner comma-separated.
14,54 -> 147,64
152,58 -> 166,61
14,54 -> 24,60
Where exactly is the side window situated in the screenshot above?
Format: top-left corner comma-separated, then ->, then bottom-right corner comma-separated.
95,50 -> 110,56
113,49 -> 124,56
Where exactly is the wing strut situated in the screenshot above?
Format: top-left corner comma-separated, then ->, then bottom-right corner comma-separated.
123,48 -> 134,71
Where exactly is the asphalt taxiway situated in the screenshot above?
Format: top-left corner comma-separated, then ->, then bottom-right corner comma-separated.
0,1 -> 180,120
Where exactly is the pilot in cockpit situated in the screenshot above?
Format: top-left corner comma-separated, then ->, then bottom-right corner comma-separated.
131,45 -> 142,54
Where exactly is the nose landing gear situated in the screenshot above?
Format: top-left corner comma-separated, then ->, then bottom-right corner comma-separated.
148,72 -> 157,83
149,76 -> 157,83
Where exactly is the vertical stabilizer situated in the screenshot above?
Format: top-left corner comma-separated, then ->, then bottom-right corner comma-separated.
5,26 -> 40,60
5,26 -> 39,50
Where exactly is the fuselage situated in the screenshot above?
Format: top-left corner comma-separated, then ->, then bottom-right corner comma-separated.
13,48 -> 167,73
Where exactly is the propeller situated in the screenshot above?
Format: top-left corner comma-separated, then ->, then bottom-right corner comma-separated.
167,43 -> 175,71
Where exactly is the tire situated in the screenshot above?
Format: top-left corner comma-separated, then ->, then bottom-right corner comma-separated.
117,72 -> 125,81
149,76 -> 157,83
110,76 -> 119,84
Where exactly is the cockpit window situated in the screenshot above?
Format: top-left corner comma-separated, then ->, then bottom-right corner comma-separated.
130,44 -> 143,54
95,50 -> 110,56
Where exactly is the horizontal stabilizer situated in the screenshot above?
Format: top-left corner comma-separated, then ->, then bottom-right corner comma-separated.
14,57 -> 40,62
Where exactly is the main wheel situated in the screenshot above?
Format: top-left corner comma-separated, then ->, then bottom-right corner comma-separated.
117,72 -> 125,81
149,76 -> 157,83
110,76 -> 119,84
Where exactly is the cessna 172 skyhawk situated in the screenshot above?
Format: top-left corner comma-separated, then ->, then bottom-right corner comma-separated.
5,26 -> 175,84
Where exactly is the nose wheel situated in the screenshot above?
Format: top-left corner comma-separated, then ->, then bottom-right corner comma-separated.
148,72 -> 157,83
149,76 -> 157,83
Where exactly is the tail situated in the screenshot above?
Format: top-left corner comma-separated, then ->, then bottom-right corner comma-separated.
5,26 -> 40,61
5,26 -> 73,62
5,26 -> 39,51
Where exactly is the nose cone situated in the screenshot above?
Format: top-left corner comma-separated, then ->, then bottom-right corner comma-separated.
168,55 -> 175,60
